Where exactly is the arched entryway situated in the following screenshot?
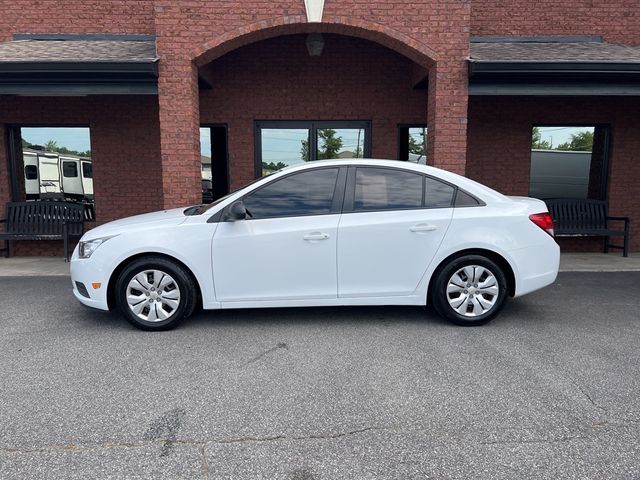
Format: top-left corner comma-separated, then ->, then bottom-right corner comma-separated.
156,17 -> 468,208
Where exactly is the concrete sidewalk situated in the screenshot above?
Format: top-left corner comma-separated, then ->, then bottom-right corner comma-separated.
0,252 -> 638,276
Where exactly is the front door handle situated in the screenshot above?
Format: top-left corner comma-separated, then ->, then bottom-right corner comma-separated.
410,224 -> 437,233
303,232 -> 330,241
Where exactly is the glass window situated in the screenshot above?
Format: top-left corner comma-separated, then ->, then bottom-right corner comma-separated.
316,128 -> 365,159
530,126 -> 609,200
243,168 -> 339,219
24,165 -> 38,180
455,190 -> 480,207
354,167 -> 423,211
398,126 -> 427,164
256,122 -> 371,177
62,161 -> 78,178
19,127 -> 93,216
425,177 -> 455,208
261,128 -> 310,176
81,162 -> 92,179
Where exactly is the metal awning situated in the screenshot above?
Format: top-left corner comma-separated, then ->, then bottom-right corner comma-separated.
0,35 -> 158,95
468,37 -> 640,96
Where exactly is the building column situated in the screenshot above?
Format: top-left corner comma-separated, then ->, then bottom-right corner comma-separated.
426,59 -> 469,175
156,58 -> 202,209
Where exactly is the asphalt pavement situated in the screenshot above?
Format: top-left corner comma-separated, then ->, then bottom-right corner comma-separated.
1,272 -> 639,479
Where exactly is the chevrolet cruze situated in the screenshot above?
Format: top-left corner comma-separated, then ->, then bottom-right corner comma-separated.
71,159 -> 559,330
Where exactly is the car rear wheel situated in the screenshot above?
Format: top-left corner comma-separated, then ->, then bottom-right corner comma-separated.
431,255 -> 508,326
115,257 -> 196,331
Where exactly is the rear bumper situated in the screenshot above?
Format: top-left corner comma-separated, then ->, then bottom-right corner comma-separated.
69,247 -> 110,311
510,241 -> 560,297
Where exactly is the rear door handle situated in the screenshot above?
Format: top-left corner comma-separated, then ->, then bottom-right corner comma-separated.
303,232 -> 330,241
410,224 -> 437,233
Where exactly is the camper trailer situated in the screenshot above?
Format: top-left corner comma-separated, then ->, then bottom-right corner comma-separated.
23,149 -> 93,202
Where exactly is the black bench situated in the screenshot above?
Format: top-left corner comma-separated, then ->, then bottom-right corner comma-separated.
0,201 -> 87,261
545,198 -> 630,257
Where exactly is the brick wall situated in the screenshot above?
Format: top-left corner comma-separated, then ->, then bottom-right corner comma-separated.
0,0 -> 155,41
200,34 -> 427,189
0,96 -> 163,256
154,0 -> 471,208
471,0 -> 640,45
467,96 -> 640,252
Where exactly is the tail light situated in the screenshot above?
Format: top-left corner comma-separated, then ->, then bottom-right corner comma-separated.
529,212 -> 554,237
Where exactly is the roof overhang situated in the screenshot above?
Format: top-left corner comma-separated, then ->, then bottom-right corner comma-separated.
0,36 -> 158,95
469,38 -> 640,96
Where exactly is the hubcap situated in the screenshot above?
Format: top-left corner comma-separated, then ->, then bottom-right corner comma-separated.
126,270 -> 181,322
446,265 -> 499,317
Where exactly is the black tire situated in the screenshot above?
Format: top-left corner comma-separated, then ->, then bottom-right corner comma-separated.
431,255 -> 508,326
115,256 -> 197,331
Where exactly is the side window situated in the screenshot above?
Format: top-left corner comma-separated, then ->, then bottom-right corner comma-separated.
425,177 -> 455,208
354,167 -> 423,211
24,165 -> 38,180
455,189 -> 480,207
82,162 -> 93,179
62,161 -> 78,178
243,168 -> 339,219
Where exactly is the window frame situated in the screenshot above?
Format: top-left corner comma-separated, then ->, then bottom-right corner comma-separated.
232,166 -> 348,221
254,120 -> 372,178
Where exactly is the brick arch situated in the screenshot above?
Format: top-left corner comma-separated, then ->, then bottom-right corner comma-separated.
193,15 -> 438,68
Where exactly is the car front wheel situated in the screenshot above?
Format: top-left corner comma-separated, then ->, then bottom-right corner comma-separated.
432,255 -> 508,326
115,257 -> 196,331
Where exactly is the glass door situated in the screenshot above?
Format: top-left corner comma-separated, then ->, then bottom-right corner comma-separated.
255,121 -> 371,177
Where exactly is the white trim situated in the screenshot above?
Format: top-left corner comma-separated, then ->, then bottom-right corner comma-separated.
304,0 -> 325,22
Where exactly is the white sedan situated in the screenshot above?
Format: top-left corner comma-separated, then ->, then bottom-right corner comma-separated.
70,159 -> 559,330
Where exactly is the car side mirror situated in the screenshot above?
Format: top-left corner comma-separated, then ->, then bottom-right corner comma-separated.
224,200 -> 248,221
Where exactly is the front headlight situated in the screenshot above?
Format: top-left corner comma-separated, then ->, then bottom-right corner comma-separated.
78,235 -> 118,259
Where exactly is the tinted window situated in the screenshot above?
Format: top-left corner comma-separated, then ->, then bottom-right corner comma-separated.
243,168 -> 339,219
62,161 -> 78,178
354,167 -> 422,211
455,190 -> 480,207
425,177 -> 455,208
82,162 -> 92,179
24,165 -> 38,180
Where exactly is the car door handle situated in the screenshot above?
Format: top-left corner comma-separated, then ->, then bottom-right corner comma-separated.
303,232 -> 330,241
410,224 -> 437,233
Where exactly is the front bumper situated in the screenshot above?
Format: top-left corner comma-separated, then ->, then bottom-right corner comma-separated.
69,246 -> 111,311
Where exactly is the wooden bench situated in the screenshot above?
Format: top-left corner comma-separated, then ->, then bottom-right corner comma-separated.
0,201 -> 87,261
545,198 -> 630,257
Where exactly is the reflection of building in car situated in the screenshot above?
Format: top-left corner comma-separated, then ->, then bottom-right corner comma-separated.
23,148 -> 93,202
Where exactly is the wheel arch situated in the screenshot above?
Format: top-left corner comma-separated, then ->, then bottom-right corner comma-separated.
106,252 -> 203,310
427,248 -> 516,303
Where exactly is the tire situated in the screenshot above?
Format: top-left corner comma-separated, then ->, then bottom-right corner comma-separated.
431,255 -> 508,326
115,256 -> 197,331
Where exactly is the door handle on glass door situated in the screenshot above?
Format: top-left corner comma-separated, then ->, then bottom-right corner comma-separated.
409,224 -> 437,233
303,232 -> 330,241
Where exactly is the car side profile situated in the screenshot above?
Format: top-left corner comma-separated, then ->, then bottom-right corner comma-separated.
70,159 -> 560,330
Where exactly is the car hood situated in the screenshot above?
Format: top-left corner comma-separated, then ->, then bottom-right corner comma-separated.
82,207 -> 189,240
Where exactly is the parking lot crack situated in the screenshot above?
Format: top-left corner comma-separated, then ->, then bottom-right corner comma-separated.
245,342 -> 289,365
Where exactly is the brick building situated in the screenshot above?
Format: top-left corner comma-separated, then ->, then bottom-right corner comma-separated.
0,0 -> 639,255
